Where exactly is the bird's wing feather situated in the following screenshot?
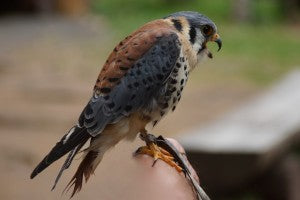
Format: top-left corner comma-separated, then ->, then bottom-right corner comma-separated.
82,27 -> 181,136
94,19 -> 176,92
30,21 -> 181,180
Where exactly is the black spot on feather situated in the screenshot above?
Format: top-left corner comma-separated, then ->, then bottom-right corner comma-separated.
120,66 -> 129,71
172,106 -> 176,111
85,117 -> 94,124
189,26 -> 196,44
171,19 -> 183,32
170,78 -> 177,84
127,57 -> 135,61
156,74 -> 164,80
85,105 -> 93,115
173,97 -> 177,103
100,87 -> 111,94
163,103 -> 169,109
107,102 -> 115,109
131,94 -> 136,100
108,77 -> 119,82
125,105 -> 132,112
169,87 -> 176,93
181,79 -> 184,85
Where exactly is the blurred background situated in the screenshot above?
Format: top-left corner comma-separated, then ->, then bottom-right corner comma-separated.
0,0 -> 300,199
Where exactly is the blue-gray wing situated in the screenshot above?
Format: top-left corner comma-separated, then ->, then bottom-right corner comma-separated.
81,33 -> 181,136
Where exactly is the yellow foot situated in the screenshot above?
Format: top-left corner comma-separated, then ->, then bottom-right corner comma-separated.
135,143 -> 183,173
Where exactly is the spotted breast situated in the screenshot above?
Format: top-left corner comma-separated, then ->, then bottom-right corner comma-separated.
145,47 -> 191,126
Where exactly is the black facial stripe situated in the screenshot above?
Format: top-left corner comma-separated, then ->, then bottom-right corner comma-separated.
171,19 -> 182,32
189,26 -> 196,44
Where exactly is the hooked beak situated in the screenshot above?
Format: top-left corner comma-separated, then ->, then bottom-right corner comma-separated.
210,33 -> 222,51
198,33 -> 222,59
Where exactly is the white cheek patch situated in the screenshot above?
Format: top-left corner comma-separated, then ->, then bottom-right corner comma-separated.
192,29 -> 205,53
197,49 -> 209,64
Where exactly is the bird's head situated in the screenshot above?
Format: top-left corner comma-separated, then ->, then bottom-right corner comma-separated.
165,11 -> 222,61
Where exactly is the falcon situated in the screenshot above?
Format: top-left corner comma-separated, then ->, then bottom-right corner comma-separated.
30,11 -> 222,197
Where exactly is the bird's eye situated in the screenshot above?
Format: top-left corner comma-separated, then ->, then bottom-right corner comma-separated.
202,25 -> 213,36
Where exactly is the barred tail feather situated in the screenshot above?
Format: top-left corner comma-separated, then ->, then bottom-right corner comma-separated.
30,125 -> 90,179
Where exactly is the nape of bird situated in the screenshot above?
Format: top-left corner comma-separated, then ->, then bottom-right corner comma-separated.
30,11 -> 222,198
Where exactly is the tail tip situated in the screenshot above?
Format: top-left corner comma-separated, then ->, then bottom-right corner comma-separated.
30,168 -> 39,179
30,172 -> 36,179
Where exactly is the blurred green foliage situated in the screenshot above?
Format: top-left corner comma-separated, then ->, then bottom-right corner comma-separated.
91,0 -> 231,33
91,0 -> 300,86
253,0 -> 283,24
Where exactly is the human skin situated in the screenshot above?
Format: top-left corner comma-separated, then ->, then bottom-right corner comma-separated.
128,138 -> 200,200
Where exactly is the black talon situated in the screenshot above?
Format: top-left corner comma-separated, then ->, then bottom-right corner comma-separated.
133,147 -> 143,156
152,159 -> 158,167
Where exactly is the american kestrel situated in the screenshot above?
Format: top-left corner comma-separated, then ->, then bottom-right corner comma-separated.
30,11 -> 222,197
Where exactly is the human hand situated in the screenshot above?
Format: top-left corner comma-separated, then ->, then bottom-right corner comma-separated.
131,138 -> 200,200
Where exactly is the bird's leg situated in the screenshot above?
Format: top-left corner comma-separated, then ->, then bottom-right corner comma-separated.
135,129 -> 182,173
